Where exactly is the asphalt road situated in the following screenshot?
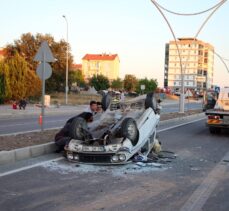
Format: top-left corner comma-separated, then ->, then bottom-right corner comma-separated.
0,119 -> 229,210
0,113 -> 80,135
160,101 -> 202,113
0,102 -> 202,135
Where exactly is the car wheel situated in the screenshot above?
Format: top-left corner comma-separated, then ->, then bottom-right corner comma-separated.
69,117 -> 88,140
101,93 -> 112,111
145,92 -> 157,111
121,118 -> 139,146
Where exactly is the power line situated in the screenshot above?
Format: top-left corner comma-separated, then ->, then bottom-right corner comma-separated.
151,0 -> 227,16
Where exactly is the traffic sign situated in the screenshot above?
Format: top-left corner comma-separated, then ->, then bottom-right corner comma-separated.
36,62 -> 52,80
140,84 -> 145,90
33,41 -> 55,132
34,41 -> 55,62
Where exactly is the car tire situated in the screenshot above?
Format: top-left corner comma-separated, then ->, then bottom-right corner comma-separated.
121,117 -> 139,146
101,93 -> 112,111
69,117 -> 88,140
145,92 -> 157,111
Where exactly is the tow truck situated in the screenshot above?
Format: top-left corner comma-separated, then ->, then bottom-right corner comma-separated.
205,87 -> 229,134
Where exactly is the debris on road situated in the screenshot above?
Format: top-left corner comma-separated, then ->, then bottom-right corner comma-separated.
42,159 -> 168,177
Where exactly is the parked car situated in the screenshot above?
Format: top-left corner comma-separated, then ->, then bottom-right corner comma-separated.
65,92 -> 161,164
173,91 -> 180,96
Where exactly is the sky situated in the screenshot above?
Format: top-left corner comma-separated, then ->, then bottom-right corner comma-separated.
0,0 -> 228,87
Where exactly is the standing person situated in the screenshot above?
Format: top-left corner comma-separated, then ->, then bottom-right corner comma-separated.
120,91 -> 125,103
84,100 -> 98,115
55,112 -> 93,153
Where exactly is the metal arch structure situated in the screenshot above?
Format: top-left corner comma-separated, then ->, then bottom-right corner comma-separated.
153,0 -> 227,16
150,0 -> 228,113
214,51 -> 229,73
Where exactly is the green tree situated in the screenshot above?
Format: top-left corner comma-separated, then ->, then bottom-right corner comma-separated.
123,74 -> 138,92
24,70 -> 41,99
69,70 -> 85,88
0,53 -> 41,100
136,78 -> 158,94
89,74 -> 110,91
0,62 -> 12,100
111,78 -> 123,90
0,69 -> 5,104
5,32 -> 74,92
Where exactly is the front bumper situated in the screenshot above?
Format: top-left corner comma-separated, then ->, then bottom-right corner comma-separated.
65,151 -> 129,165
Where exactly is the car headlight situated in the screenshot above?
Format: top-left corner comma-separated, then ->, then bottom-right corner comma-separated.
74,154 -> 79,161
119,154 -> 126,161
67,153 -> 74,160
111,155 -> 119,162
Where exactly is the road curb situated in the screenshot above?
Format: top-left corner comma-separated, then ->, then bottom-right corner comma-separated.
0,112 -> 205,166
0,142 -> 57,166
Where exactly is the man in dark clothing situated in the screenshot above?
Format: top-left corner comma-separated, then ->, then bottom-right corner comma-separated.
55,112 -> 93,152
19,99 -> 27,110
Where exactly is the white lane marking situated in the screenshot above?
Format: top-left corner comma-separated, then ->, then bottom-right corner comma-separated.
0,157 -> 64,177
180,151 -> 229,211
0,119 -> 65,128
158,117 -> 205,133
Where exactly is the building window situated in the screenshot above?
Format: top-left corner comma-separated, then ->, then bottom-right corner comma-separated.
197,69 -> 202,75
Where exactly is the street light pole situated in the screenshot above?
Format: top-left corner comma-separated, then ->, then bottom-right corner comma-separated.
62,15 -> 69,105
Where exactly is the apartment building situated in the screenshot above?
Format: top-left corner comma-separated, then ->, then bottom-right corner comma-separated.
82,53 -> 120,81
164,38 -> 214,92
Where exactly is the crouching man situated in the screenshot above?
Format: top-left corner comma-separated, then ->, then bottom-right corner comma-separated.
55,112 -> 93,153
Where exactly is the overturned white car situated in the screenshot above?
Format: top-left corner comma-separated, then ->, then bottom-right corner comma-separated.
65,92 -> 161,164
